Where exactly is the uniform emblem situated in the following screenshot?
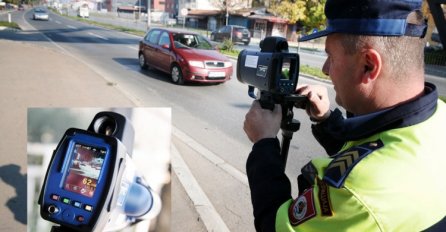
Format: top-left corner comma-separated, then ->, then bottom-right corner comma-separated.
288,188 -> 316,226
317,178 -> 333,216
324,140 -> 384,188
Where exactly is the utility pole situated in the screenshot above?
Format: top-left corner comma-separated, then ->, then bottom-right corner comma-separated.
138,0 -> 141,21
147,0 -> 151,30
225,0 -> 228,26
225,6 -> 228,25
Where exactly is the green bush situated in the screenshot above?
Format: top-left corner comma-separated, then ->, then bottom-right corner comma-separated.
219,38 -> 235,52
440,96 -> 446,103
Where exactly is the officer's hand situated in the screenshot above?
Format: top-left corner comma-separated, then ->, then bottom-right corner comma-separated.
296,85 -> 331,122
244,101 -> 282,143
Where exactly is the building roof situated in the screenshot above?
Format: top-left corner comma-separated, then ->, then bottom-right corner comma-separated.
187,9 -> 223,16
183,7 -> 289,24
247,14 -> 288,24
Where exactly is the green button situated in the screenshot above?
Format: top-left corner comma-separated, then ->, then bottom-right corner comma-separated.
62,197 -> 70,204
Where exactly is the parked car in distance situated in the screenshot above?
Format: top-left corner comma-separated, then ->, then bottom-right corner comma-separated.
210,25 -> 251,45
33,8 -> 49,21
78,5 -> 89,18
18,4 -> 25,11
138,28 -> 233,85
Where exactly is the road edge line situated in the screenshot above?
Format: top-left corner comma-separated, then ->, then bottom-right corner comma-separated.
171,144 -> 231,232
172,127 -> 249,186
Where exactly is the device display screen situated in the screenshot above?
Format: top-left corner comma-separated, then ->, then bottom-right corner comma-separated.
64,143 -> 106,198
281,58 -> 291,80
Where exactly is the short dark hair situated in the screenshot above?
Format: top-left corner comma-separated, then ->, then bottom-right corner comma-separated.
338,11 -> 426,80
339,35 -> 425,80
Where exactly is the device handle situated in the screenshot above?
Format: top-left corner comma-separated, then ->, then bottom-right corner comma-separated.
248,86 -> 257,99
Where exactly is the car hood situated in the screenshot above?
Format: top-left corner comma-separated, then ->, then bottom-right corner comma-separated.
176,48 -> 229,61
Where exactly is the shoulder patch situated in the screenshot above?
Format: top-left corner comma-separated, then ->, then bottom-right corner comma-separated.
288,188 -> 316,226
317,178 -> 333,216
323,140 -> 384,188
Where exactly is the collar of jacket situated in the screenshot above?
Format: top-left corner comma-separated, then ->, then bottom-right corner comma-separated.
333,82 -> 438,141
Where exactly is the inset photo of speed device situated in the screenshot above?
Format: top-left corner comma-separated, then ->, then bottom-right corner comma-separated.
27,108 -> 171,232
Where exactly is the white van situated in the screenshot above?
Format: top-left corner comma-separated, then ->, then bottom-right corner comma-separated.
78,6 -> 89,18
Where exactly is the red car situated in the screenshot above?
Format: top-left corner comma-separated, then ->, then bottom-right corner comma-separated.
138,28 -> 233,85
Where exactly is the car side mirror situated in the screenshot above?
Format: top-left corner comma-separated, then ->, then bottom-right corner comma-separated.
162,44 -> 170,49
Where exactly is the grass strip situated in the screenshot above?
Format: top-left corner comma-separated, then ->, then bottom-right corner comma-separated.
0,21 -> 20,29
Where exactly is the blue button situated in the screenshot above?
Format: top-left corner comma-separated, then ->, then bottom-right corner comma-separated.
73,201 -> 82,208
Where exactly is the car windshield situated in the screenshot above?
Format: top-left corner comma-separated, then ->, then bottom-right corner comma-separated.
35,9 -> 46,13
235,27 -> 248,33
173,33 -> 213,50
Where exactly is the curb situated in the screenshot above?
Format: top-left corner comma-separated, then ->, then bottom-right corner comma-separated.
171,144 -> 231,232
0,26 -> 18,31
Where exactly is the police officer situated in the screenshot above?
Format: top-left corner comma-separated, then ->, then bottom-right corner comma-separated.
243,0 -> 446,231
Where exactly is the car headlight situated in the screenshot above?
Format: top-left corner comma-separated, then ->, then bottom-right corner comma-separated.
188,61 -> 205,68
224,61 -> 233,68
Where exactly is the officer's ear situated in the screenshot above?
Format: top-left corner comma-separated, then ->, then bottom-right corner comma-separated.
361,49 -> 382,84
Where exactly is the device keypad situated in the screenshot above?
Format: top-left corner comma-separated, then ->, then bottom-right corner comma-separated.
50,193 -> 93,213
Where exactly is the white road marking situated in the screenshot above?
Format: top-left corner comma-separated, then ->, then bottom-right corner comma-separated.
55,20 -> 61,24
127,45 -> 138,51
88,32 -> 108,40
172,127 -> 249,186
67,25 -> 77,30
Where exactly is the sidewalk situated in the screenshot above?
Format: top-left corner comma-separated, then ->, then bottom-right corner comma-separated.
0,29 -> 136,232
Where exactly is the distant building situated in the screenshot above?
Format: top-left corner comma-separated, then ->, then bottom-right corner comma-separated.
164,0 -> 177,18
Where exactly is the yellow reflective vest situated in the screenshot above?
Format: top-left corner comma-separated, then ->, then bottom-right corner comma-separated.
276,99 -> 446,231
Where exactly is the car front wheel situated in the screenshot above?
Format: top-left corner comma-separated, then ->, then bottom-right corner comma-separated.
139,53 -> 148,70
171,64 -> 184,85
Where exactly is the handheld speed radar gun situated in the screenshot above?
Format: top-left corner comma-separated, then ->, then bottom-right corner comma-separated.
38,112 -> 160,232
237,36 -> 307,167
237,36 -> 303,110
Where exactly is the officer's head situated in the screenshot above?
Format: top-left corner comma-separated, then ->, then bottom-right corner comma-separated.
300,0 -> 427,115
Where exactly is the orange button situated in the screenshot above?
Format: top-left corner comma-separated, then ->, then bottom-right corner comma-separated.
77,215 -> 84,222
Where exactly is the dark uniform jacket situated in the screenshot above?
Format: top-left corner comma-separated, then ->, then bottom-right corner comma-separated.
246,83 -> 446,231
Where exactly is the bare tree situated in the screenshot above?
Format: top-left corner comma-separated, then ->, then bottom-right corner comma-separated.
211,0 -> 251,25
